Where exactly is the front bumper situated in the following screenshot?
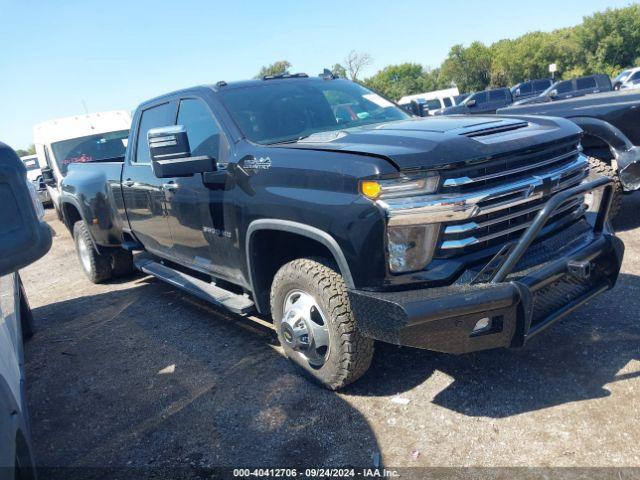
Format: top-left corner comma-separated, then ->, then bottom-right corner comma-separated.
348,177 -> 625,354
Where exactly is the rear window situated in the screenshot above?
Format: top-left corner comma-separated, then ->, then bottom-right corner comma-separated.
489,89 -> 506,101
425,99 -> 441,111
532,79 -> 551,92
51,130 -> 129,175
518,83 -> 533,95
22,158 -> 39,171
555,81 -> 573,94
577,76 -> 597,90
467,92 -> 487,104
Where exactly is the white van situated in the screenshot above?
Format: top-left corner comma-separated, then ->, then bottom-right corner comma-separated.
33,110 -> 131,217
398,87 -> 461,115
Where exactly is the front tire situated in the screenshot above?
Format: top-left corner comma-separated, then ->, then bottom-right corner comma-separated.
270,258 -> 374,390
73,221 -> 112,283
588,156 -> 623,219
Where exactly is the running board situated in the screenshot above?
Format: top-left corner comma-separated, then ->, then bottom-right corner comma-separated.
134,256 -> 255,315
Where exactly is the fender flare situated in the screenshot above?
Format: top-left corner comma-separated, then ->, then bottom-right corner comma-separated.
59,196 -> 83,227
568,116 -> 633,152
245,219 -> 355,301
59,197 -> 100,252
569,116 -> 640,190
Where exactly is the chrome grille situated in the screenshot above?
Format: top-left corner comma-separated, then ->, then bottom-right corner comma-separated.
433,143 -> 588,257
442,141 -> 579,193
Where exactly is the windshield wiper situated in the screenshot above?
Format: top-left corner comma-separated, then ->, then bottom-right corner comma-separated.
267,134 -> 311,145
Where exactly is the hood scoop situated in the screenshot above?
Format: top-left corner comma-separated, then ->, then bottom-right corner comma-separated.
461,121 -> 529,138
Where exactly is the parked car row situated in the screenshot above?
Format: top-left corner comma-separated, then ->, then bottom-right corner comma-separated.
398,87 -> 462,116
432,73 -> 614,115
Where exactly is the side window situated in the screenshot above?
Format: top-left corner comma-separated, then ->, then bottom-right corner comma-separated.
576,76 -> 597,90
135,102 -> 173,164
533,79 -> 550,92
555,81 -> 573,94
519,83 -> 533,95
177,98 -> 225,159
443,97 -> 452,107
425,99 -> 441,110
489,89 -> 506,102
471,92 -> 487,104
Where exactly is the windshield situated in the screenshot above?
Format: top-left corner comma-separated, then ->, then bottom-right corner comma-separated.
21,158 -> 39,171
614,69 -> 632,83
50,130 -> 129,175
218,80 -> 410,145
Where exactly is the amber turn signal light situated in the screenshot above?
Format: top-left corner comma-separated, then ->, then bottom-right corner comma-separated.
360,181 -> 382,199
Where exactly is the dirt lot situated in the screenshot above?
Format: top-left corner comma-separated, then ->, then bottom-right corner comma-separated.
19,194 -> 640,474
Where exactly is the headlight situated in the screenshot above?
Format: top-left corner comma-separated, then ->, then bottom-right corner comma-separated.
387,224 -> 440,273
360,172 -> 439,200
361,172 -> 441,274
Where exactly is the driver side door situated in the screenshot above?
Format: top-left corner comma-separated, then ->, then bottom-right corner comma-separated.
122,101 -> 177,256
164,97 -> 231,273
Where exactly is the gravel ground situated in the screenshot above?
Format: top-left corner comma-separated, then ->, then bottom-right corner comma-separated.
19,194 -> 640,474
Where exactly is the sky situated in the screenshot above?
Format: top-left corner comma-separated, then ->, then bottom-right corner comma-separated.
0,0 -> 633,149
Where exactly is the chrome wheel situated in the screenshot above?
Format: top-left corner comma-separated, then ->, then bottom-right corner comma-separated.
281,290 -> 330,368
77,235 -> 92,273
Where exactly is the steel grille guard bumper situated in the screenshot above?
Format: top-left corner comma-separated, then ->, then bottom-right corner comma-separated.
348,176 -> 624,354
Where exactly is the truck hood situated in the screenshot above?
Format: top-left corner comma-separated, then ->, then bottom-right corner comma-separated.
277,116 -> 581,170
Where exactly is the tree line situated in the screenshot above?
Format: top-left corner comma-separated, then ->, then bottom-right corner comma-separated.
257,4 -> 640,99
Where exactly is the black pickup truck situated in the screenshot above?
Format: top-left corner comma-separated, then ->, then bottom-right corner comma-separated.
499,89 -> 640,217
57,75 -> 623,389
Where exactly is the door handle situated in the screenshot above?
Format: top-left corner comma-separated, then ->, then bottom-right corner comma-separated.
123,179 -> 135,187
162,182 -> 177,191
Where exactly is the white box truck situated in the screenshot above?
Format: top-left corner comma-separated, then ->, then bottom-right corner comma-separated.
34,110 -> 131,219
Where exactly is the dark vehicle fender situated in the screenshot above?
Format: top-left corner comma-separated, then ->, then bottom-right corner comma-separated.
60,165 -> 126,249
246,220 -> 355,313
569,116 -> 631,152
570,116 -> 640,190
59,196 -> 99,249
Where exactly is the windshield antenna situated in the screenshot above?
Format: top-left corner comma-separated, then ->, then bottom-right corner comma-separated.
81,99 -> 96,130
